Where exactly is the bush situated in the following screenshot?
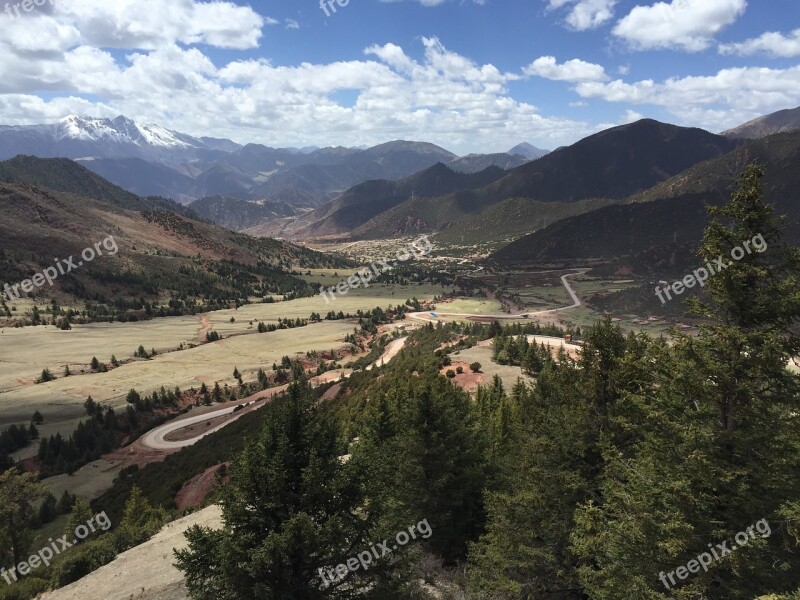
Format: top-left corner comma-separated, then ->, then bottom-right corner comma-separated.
446,369 -> 456,379
36,369 -> 55,384
0,577 -> 48,600
50,537 -> 117,588
456,366 -> 464,374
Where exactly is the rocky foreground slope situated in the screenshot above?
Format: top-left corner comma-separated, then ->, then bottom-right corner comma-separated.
38,506 -> 222,600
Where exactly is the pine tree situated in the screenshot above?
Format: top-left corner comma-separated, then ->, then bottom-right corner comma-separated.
0,470 -> 46,568
176,383 -> 398,599
114,486 -> 168,551
567,166 -> 800,599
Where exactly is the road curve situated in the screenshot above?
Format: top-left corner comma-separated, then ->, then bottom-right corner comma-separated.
141,336 -> 409,450
408,270 -> 585,323
140,404 -> 259,450
142,270 -> 583,452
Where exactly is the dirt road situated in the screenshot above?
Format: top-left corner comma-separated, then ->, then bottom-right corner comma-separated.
140,337 -> 409,450
408,270 -> 585,323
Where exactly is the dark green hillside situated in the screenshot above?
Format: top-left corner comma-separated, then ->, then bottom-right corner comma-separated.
0,155 -> 194,215
189,195 -> 301,231
492,194 -> 709,264
482,119 -> 736,203
0,160 -> 350,325
493,131 -> 800,266
292,162 -> 507,237
362,195 -> 618,244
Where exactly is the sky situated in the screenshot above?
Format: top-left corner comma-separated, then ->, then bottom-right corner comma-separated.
0,0 -> 798,154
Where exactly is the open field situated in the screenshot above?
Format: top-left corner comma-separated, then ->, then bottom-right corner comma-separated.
0,321 -> 354,433
432,297 -> 503,314
203,282 -> 450,334
448,345 -> 533,392
0,316 -> 204,393
0,283 -> 446,418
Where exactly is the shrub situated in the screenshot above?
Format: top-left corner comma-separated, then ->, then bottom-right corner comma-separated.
0,577 -> 48,600
469,362 -> 482,373
50,536 -> 118,588
36,369 -> 55,383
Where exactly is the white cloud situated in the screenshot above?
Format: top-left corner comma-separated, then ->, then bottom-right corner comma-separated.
524,56 -> 609,82
0,34 -> 596,153
379,0 -> 485,5
720,28 -> 800,57
547,0 -> 618,31
621,109 -> 644,123
575,65 -> 800,130
51,0 -> 268,50
613,0 -> 747,52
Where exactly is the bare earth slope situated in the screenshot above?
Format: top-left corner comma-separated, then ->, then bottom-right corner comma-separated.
38,505 -> 222,600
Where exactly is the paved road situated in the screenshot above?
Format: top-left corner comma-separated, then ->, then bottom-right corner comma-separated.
141,337 -> 409,450
408,270 -> 585,323
140,405 -> 252,450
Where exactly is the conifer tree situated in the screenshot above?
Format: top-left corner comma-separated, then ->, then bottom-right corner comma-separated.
176,383 -> 398,599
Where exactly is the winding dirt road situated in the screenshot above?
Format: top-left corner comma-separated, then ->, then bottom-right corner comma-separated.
143,270 -> 582,451
141,337 -> 409,450
408,270 -> 585,323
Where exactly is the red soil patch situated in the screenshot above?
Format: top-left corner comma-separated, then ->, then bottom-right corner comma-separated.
175,463 -> 229,510
320,383 -> 343,401
440,363 -> 484,393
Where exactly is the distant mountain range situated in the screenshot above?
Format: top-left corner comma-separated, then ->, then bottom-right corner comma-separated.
265,119 -> 737,242
0,115 -> 234,163
0,156 -> 345,317
3,106 -> 798,263
0,115 -> 542,206
492,128 -> 800,268
723,106 -> 800,140
508,142 -> 550,159
247,162 -> 510,240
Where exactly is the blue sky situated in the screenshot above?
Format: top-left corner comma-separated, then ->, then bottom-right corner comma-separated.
0,0 -> 798,153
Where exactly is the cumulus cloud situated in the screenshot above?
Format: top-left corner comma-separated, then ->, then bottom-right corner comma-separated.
546,0 -> 617,31
720,28 -> 800,57
0,31 -> 594,153
524,56 -> 609,82
51,0 -> 269,50
575,65 -> 800,130
613,0 -> 747,52
378,0 -> 485,5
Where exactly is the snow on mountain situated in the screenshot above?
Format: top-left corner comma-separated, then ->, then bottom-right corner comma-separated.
0,115 -> 238,163
56,115 -> 201,149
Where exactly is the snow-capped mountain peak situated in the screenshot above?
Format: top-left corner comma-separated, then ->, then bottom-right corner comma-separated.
55,114 -> 199,149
